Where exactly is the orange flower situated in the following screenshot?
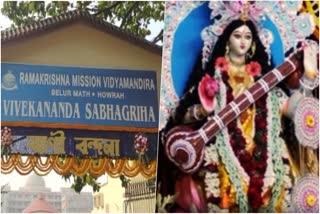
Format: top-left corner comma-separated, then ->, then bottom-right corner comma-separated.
246,61 -> 261,77
215,57 -> 228,71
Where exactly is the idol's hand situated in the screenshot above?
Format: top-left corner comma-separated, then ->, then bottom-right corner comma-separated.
303,41 -> 319,79
198,74 -> 219,113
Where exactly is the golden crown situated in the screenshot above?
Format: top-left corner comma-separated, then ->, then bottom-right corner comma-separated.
240,2 -> 250,22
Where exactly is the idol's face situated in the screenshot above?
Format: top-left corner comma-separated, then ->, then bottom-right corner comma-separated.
228,25 -> 253,57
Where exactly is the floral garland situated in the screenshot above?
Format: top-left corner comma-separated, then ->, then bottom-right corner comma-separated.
265,92 -> 286,212
215,57 -> 262,78
134,133 -> 150,166
203,67 -> 232,211
280,145 -> 293,212
196,56 -> 292,212
224,76 -> 267,211
216,57 -> 268,211
203,142 -> 221,206
1,127 -> 13,158
204,62 -> 250,212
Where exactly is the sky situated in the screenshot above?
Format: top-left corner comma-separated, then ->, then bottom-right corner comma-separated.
1,168 -> 101,192
0,4 -> 11,30
0,2 -> 163,193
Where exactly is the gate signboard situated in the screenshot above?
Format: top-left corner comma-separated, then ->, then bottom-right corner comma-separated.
1,63 -> 158,159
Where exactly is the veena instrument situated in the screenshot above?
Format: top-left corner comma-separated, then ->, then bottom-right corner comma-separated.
164,50 -> 302,173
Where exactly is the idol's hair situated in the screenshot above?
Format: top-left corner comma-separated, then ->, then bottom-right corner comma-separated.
173,19 -> 273,125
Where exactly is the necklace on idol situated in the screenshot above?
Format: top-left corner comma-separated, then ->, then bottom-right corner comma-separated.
226,54 -> 246,67
225,54 -> 252,96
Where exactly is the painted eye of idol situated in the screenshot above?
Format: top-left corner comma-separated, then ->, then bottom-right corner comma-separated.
229,25 -> 253,56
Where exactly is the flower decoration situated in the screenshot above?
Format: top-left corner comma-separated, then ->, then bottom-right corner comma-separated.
134,133 -> 149,155
306,193 -> 316,207
1,127 -> 12,146
305,114 -> 315,128
134,133 -> 150,166
224,72 -> 269,211
198,74 -> 220,113
292,174 -> 319,213
1,127 -> 13,158
302,110 -> 318,134
280,1 -> 302,17
215,57 -> 228,71
294,97 -> 319,149
246,61 -> 262,77
293,13 -> 315,40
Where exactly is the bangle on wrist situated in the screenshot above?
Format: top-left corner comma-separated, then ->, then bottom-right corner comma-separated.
304,70 -> 318,79
300,75 -> 319,91
193,105 -> 202,121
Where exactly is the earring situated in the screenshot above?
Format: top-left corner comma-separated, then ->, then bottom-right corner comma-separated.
247,42 -> 256,59
225,43 -> 230,55
251,42 -> 256,56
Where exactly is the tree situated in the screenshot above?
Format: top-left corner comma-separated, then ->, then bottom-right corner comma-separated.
62,172 -> 101,193
1,1 -> 164,44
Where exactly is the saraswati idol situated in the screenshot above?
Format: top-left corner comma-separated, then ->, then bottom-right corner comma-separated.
157,1 -> 319,213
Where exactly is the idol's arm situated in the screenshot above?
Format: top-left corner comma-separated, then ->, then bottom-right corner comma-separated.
179,104 -> 209,124
280,44 -> 319,175
281,44 -> 318,117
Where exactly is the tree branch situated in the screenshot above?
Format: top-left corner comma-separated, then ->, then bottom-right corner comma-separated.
120,2 -> 139,28
94,1 -> 122,16
152,29 -> 163,44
